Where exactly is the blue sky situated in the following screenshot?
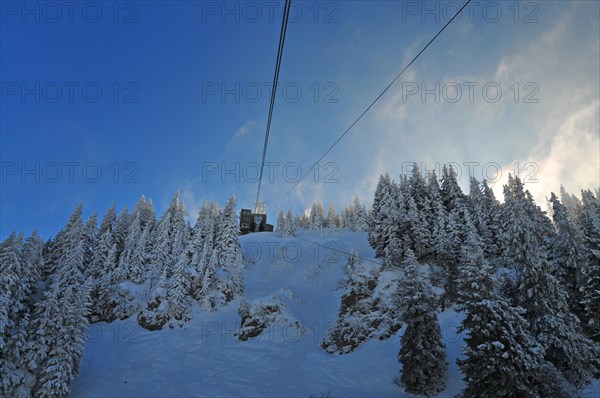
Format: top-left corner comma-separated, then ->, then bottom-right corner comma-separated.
1,0 -> 599,240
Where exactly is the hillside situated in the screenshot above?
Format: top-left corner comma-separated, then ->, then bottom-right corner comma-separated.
69,229 -> 599,397
69,230 -> 454,397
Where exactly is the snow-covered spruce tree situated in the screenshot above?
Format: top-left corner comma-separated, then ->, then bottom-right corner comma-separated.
189,201 -> 220,300
498,174 -> 555,275
458,298 -> 572,397
1,311 -> 31,398
345,249 -> 360,276
283,210 -> 296,238
456,233 -> 573,398
578,189 -> 600,341
369,174 -> 404,258
0,233 -> 28,397
500,182 -> 600,386
169,251 -> 192,322
439,201 -> 473,309
397,249 -> 447,396
199,249 -> 220,310
467,177 -> 499,262
150,191 -> 190,280
408,163 -> 429,211
24,205 -> 91,397
213,195 -> 244,301
138,268 -> 170,330
560,185 -> 581,220
428,175 -> 451,266
340,207 -> 351,229
129,226 -> 151,284
383,235 -> 404,271
21,231 -> 44,302
89,226 -> 115,280
0,233 -> 25,348
33,283 -> 91,398
116,196 -> 155,284
518,242 -> 600,387
52,205 -> 87,287
323,248 -> 402,354
23,285 -> 61,397
352,195 -> 369,232
321,252 -> 374,354
406,194 -> 430,260
89,242 -> 119,323
455,221 -> 496,307
418,171 -> 444,263
98,203 -> 117,238
278,210 -> 288,237
115,212 -> 142,283
113,205 -> 130,261
41,236 -> 60,280
277,209 -> 286,232
549,192 -> 586,319
327,204 -> 340,228
295,213 -> 309,229
309,201 -> 326,231
136,195 -> 157,232
440,165 -> 465,213
149,204 -> 172,280
82,213 -> 98,276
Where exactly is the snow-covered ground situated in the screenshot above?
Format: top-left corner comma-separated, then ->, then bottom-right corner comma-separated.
70,230 -> 600,398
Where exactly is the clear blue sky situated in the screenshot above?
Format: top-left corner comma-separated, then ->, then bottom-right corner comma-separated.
1,1 -> 599,240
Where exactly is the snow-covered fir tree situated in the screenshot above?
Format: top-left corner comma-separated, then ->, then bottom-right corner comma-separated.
89,228 -> 115,281
309,201 -> 326,230
294,213 -> 310,229
455,231 -> 572,398
468,177 -> 500,262
89,242 -> 119,323
150,191 -> 190,280
396,249 -> 447,396
577,189 -> 600,341
0,232 -> 32,397
351,195 -> 369,231
32,283 -> 91,398
212,195 -> 244,301
369,174 -> 392,257
560,185 -> 581,220
498,175 -> 554,274
326,204 -> 340,228
22,205 -> 92,397
113,205 -> 130,261
138,269 -> 170,330
82,213 -> 98,275
501,181 -> 600,387
406,194 -> 430,259
276,209 -> 285,232
283,210 -> 296,238
169,251 -> 192,322
407,163 -> 429,211
369,174 -> 406,258
549,192 -> 586,319
189,201 -> 220,300
98,203 -> 117,238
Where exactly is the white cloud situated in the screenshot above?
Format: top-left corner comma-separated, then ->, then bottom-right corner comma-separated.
525,101 -> 599,205
226,121 -> 258,152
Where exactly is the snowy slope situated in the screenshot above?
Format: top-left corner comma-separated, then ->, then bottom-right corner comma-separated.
70,230 -> 600,398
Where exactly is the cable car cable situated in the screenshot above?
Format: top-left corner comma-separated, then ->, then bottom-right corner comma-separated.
271,0 -> 472,210
255,0 -> 292,213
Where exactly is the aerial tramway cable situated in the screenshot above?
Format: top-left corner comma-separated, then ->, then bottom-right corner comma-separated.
271,0 -> 472,210
255,0 -> 292,213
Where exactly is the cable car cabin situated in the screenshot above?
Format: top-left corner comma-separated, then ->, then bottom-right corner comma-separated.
240,209 -> 274,234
